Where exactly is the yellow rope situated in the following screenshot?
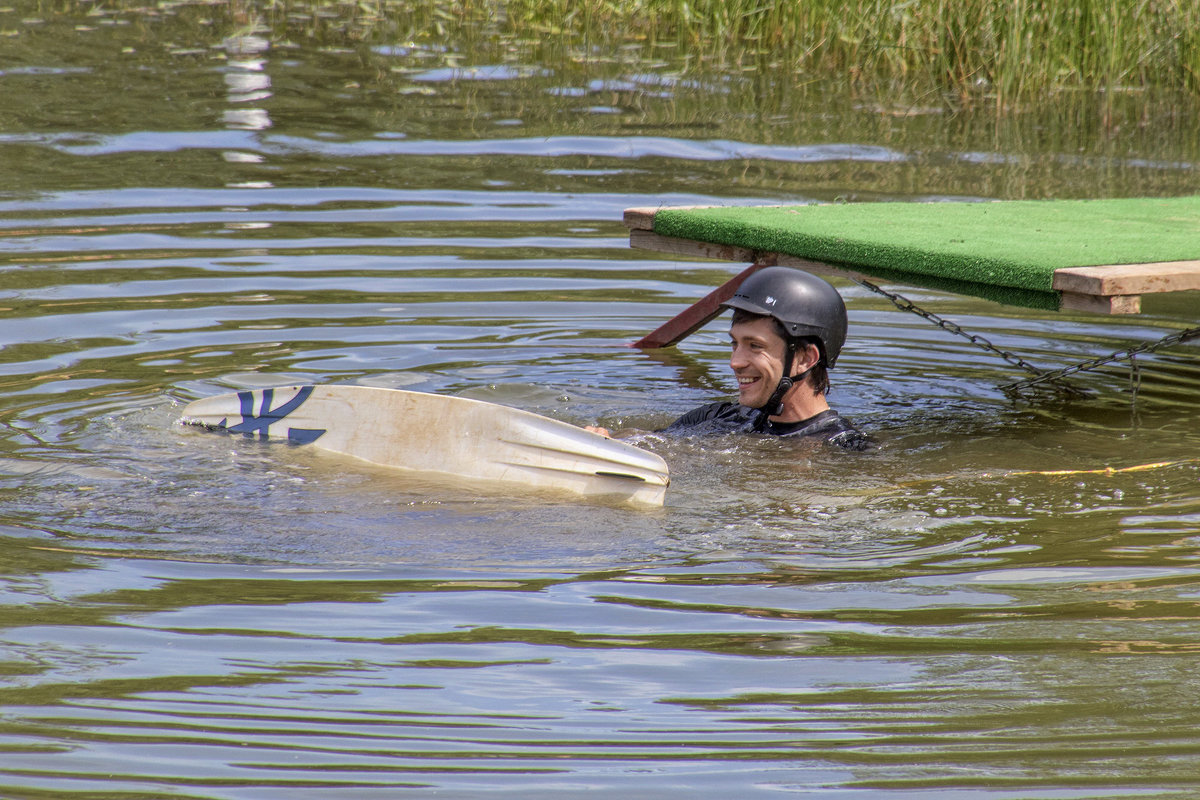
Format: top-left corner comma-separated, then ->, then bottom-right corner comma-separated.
1003,460 -> 1192,478
884,458 -> 1200,490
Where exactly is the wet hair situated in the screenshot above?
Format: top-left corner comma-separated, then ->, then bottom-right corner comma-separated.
730,308 -> 831,395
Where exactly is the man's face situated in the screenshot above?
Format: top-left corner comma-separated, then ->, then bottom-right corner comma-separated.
729,316 -> 789,408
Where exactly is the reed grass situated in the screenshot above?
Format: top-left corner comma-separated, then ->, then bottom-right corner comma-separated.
493,0 -> 1200,108
302,0 -> 1194,112
76,0 -> 1200,112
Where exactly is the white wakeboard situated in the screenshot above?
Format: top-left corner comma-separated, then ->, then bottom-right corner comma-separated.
179,384 -> 669,507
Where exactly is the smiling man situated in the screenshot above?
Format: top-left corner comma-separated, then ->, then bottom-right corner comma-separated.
661,266 -> 869,449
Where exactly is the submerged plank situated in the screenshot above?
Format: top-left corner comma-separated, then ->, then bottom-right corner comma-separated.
1058,292 -> 1141,315
632,262 -> 766,348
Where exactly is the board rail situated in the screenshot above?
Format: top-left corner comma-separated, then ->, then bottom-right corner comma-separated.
180,384 -> 670,507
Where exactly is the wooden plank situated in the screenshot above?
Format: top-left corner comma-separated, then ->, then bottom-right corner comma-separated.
1058,291 -> 1141,315
629,229 -> 766,264
629,230 -> 874,281
628,223 -> 1162,317
772,254 -> 875,283
631,262 -> 767,349
1053,260 -> 1200,296
626,205 -> 1200,320
626,231 -> 888,348
622,207 -> 660,231
622,206 -> 716,231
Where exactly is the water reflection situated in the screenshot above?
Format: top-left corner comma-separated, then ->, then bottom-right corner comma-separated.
221,32 -> 272,191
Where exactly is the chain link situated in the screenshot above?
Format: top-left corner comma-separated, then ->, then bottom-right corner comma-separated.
1002,324 -> 1200,392
853,278 -> 1088,396
854,278 -> 1200,397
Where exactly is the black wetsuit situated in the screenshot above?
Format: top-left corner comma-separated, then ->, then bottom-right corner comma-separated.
662,402 -> 870,450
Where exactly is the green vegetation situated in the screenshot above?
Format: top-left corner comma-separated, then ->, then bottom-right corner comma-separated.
260,0 -> 1200,109
45,0 -> 1200,112
557,0 -> 1199,106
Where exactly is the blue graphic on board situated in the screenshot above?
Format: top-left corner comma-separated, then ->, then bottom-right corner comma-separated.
224,385 -> 326,444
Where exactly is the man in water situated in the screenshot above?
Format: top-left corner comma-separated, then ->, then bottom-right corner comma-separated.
592,266 -> 868,449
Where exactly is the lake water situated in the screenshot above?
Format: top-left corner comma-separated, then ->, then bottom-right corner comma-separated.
4,3 -> 1200,797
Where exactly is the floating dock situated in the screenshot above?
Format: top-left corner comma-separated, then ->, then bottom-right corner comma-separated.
624,197 -> 1200,348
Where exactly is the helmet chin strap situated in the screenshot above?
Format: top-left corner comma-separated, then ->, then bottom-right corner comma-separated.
753,341 -> 812,429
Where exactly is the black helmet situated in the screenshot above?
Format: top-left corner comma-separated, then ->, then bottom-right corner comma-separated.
722,266 -> 847,367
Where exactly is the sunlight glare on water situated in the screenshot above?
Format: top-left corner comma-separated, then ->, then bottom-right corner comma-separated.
2,2 -> 1200,797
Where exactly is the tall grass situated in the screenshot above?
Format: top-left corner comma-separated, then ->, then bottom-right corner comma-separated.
81,0 -> 1198,112
476,0 -> 1200,108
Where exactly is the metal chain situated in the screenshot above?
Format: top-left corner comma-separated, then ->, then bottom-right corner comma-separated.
1003,324 -> 1200,392
854,277 -> 1200,397
1130,353 -> 1142,427
853,278 -> 1087,396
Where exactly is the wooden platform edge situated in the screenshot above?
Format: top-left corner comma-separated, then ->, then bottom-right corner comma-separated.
1052,260 -> 1200,296
623,205 -> 1200,326
622,207 -> 660,231
628,229 -> 873,283
627,228 -> 1193,316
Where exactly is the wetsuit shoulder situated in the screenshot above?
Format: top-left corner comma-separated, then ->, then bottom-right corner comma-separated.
826,425 -> 873,451
661,401 -> 753,434
766,409 -> 873,450
663,403 -> 871,449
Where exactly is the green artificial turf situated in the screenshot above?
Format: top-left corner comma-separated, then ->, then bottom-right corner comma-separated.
652,196 -> 1200,310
